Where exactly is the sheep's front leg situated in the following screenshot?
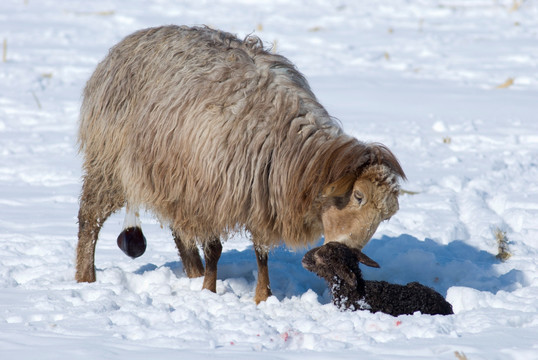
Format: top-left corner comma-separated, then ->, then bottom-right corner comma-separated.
254,246 -> 272,304
202,237 -> 222,293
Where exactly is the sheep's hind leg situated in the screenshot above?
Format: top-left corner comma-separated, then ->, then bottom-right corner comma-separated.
76,173 -> 124,283
202,237 -> 222,293
173,231 -> 204,278
254,246 -> 272,304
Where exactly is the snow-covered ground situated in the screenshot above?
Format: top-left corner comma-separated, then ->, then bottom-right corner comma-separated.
1,0 -> 538,359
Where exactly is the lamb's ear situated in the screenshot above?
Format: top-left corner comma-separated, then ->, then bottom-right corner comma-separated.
322,174 -> 355,197
351,249 -> 380,268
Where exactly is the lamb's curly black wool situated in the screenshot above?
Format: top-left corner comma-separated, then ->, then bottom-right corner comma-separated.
302,242 -> 453,316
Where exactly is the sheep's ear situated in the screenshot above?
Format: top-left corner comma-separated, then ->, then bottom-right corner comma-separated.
322,174 -> 355,197
352,249 -> 380,268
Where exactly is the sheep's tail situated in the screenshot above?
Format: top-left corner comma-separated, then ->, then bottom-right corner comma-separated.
117,205 -> 147,258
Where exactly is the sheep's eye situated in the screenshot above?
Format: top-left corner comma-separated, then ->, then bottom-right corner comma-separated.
354,191 -> 364,205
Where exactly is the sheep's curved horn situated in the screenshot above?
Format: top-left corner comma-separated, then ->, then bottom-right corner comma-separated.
351,249 -> 380,268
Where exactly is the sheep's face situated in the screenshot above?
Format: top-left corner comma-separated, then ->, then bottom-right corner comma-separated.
320,165 -> 399,250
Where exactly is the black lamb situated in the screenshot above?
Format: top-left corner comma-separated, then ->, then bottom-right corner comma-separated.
302,242 -> 453,316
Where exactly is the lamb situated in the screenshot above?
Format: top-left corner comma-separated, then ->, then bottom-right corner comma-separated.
302,242 -> 453,316
75,25 -> 406,304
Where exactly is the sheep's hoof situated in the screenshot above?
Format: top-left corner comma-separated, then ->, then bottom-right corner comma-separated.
117,227 -> 147,259
254,285 -> 272,305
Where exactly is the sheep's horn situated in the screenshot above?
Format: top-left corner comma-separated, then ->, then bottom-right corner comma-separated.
352,249 -> 380,268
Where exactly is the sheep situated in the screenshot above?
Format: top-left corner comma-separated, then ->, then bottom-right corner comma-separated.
76,25 -> 406,304
302,242 -> 453,316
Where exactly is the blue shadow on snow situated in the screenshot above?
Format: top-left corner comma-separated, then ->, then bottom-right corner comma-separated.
135,234 -> 526,300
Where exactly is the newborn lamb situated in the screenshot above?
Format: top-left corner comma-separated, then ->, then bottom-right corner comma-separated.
302,242 -> 453,316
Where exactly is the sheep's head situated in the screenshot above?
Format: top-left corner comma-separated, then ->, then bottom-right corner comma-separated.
320,164 -> 400,251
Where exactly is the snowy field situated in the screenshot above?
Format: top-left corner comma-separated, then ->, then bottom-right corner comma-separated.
1,0 -> 538,359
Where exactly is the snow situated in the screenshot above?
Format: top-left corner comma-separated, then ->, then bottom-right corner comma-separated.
1,0 -> 538,358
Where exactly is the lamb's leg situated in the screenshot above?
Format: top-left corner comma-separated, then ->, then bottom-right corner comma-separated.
202,237 -> 222,293
254,246 -> 272,304
172,231 -> 204,278
76,173 -> 124,282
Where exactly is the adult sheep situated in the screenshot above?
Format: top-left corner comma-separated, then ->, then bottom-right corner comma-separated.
76,25 -> 406,304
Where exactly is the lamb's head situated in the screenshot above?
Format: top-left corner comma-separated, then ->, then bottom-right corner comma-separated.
320,164 -> 401,251
302,242 -> 379,310
302,242 -> 379,289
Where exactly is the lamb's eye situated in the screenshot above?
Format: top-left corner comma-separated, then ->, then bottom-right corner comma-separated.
354,190 -> 364,205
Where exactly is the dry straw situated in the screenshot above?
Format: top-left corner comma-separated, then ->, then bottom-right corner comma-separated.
64,10 -> 115,17
308,26 -> 323,32
494,228 -> 511,262
31,91 -> 42,110
510,0 -> 524,12
496,78 -> 514,89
